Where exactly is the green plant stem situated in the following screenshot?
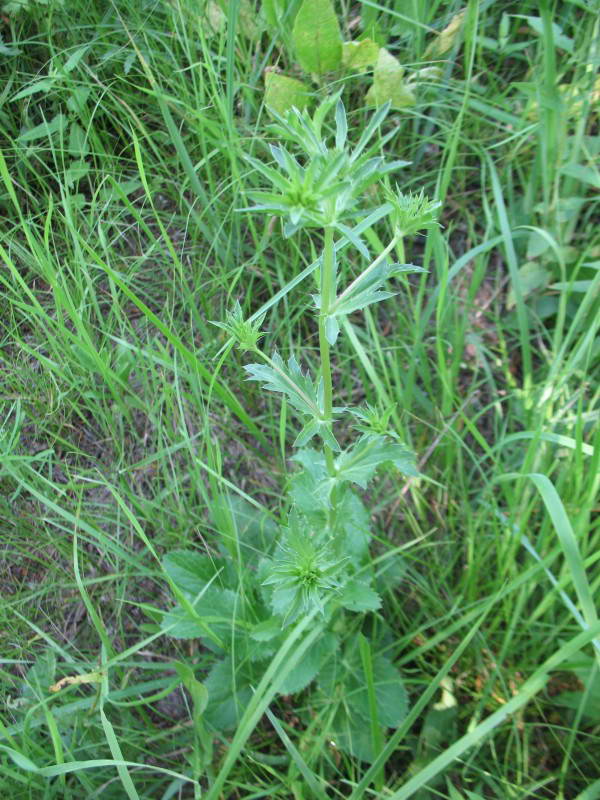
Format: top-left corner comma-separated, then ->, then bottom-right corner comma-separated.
319,226 -> 336,477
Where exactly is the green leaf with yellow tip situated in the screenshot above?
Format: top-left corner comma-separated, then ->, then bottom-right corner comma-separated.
365,48 -> 416,109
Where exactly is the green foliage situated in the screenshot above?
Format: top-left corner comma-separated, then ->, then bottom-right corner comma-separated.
159,98 -> 438,761
292,0 -> 342,75
365,48 -> 416,109
264,72 -> 310,116
3,1 -> 599,795
261,0 -> 416,116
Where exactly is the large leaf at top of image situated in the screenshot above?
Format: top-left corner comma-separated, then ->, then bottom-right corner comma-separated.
292,0 -> 342,76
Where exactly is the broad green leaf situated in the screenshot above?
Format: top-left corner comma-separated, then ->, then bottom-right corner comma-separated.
290,448 -> 333,512
64,158 -> 90,189
376,554 -> 406,593
204,657 -> 254,731
339,579 -> 382,612
292,0 -> 342,75
262,0 -> 296,29
213,494 -> 277,564
265,72 -> 310,116
332,262 -> 425,318
348,655 -> 408,728
0,746 -> 40,773
163,550 -> 219,595
342,39 -> 380,71
319,652 -> 408,760
335,434 -> 418,489
365,49 -> 416,109
552,655 -> 600,722
250,617 -> 282,642
11,79 -> 54,102
325,315 -> 340,345
329,708 -> 377,762
334,490 -> 371,560
560,163 -> 600,190
161,587 -> 237,639
278,632 -> 338,694
68,122 -> 88,158
517,14 -> 574,53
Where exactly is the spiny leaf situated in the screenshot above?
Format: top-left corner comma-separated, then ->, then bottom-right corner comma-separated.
244,353 -> 321,418
332,262 -> 425,318
334,434 -> 419,488
292,0 -> 342,76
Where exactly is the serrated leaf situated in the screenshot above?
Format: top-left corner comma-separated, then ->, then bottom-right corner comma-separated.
250,617 -> 282,642
18,113 -> 68,143
335,434 -> 418,489
293,417 -> 340,451
292,0 -> 342,75
320,651 -> 408,761
376,553 -> 406,592
342,39 -> 380,71
328,707 -> 377,762
245,353 -> 321,418
339,579 -> 381,612
349,654 -> 408,728
161,587 -> 237,640
334,490 -> 371,559
332,262 -> 425,318
204,657 -> 254,731
163,550 -> 218,595
265,72 -> 310,117
365,48 -> 416,109
278,632 -> 338,694
290,448 -> 333,513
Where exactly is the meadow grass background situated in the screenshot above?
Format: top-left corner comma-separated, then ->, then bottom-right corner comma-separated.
1,0 -> 599,797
